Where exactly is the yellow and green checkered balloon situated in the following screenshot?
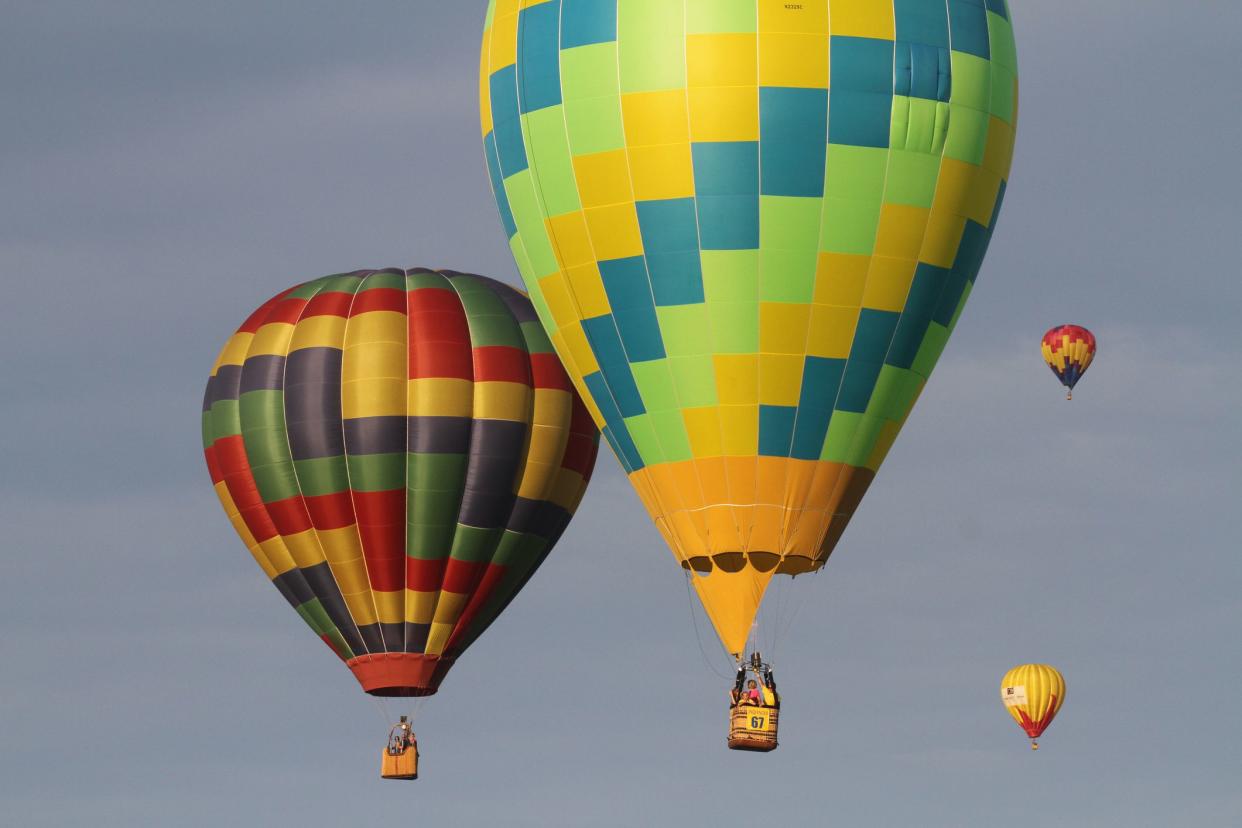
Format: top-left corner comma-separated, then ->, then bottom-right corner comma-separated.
480,0 -> 1018,655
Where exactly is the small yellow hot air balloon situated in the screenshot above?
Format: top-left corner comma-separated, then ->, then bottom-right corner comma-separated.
1000,664 -> 1065,750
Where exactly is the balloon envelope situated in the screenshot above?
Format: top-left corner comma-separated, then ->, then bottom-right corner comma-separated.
480,2 -> 1018,654
1041,324 -> 1095,395
203,269 -> 598,695
1001,663 -> 1065,741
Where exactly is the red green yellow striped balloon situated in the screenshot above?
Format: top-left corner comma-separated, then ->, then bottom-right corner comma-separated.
202,269 -> 598,696
480,1 -> 1018,655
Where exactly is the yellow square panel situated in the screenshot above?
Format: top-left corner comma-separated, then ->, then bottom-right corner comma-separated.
687,33 -> 758,88
807,304 -> 860,359
343,376 -> 405,419
547,211 -> 594,269
538,272 -> 578,326
874,203 -> 930,260
759,302 -> 811,354
983,115 -> 1016,179
407,378 -> 473,418
827,0 -> 895,40
861,257 -> 918,313
622,90 -> 690,147
373,589 -> 403,625
474,381 -> 532,421
714,354 -> 759,405
759,0 -> 829,33
405,590 -> 438,625
560,323 -> 601,376
488,10 -> 518,73
584,203 -> 645,260
759,354 -> 804,407
213,331 -> 253,372
813,252 -> 870,306
629,143 -> 695,201
933,157 -> 998,228
565,263 -> 612,318
250,322 -> 294,357
683,406 -> 724,458
689,85 -> 759,142
573,149 -> 634,209
918,209 -> 966,269
759,32 -> 829,88
291,314 -> 346,351
479,44 -> 493,137
718,405 -> 759,456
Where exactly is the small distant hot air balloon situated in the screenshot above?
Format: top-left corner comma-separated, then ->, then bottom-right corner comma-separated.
1000,664 -> 1065,750
1041,325 -> 1095,399
202,268 -> 598,778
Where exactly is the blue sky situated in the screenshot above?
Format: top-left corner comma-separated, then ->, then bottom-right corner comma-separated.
1,2 -> 1239,825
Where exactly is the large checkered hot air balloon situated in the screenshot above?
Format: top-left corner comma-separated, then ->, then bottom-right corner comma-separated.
480,2 -> 1018,665
202,269 -> 598,702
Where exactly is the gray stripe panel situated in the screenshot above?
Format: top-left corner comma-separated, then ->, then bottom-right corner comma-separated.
344,416 -> 408,456
239,354 -> 286,395
457,419 -> 527,528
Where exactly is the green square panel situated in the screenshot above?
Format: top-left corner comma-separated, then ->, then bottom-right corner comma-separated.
943,103 -> 989,166
561,43 -> 621,100
884,149 -> 941,208
523,107 -> 581,216
623,412 -> 664,464
504,171 -> 559,277
701,250 -> 760,302
668,354 -> 719,407
820,196 -> 882,256
657,303 -> 713,356
707,301 -> 759,353
632,359 -> 681,412
619,0 -> 686,92
759,248 -> 817,303
649,409 -> 693,462
686,0 -> 757,33
564,97 -> 626,156
950,52 -> 991,111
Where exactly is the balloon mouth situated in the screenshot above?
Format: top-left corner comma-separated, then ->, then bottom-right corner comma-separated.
347,653 -> 456,697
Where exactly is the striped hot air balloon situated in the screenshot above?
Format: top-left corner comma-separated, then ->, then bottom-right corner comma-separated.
202,269 -> 598,697
479,1 -> 1018,660
1001,663 -> 1065,749
1041,324 -> 1095,400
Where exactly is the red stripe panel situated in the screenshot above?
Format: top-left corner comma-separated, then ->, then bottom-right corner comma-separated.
441,558 -> 488,596
349,287 -> 406,317
303,490 -> 356,530
444,563 -> 506,652
302,290 -> 354,319
265,495 -> 314,536
473,346 -> 531,385
408,288 -> 473,380
560,432 -> 596,478
529,352 -> 572,391
406,557 -> 448,593
237,287 -> 296,333
204,445 -> 224,485
215,435 -> 280,543
262,296 -> 310,327
352,490 -> 406,592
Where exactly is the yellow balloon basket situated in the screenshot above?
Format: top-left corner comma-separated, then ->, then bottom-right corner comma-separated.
381,742 -> 419,781
728,705 -> 779,753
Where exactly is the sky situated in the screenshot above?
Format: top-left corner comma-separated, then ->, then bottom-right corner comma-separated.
1,2 -> 1239,825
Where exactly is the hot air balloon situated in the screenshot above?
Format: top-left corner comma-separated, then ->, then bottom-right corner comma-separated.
1000,664 -> 1065,749
1041,324 -> 1095,399
202,268 -> 598,777
480,0 -> 1019,739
